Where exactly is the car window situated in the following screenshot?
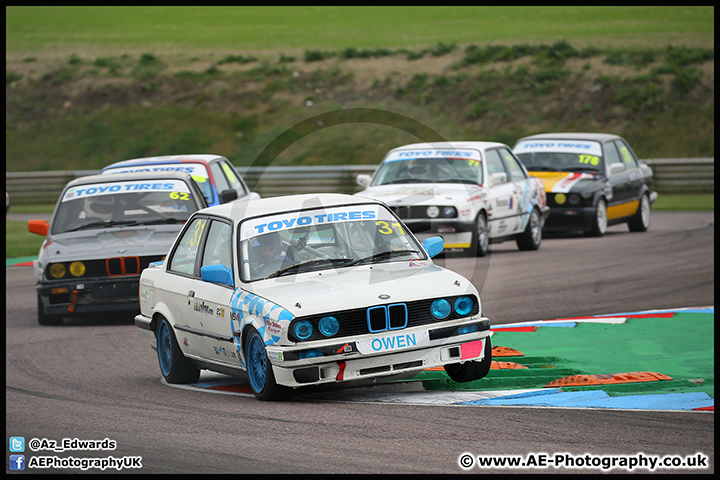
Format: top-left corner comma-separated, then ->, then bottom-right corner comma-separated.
514,140 -> 603,173
615,140 -> 639,168
209,162 -> 231,193
169,217 -> 208,275
220,161 -> 248,195
201,220 -> 233,271
500,148 -> 527,180
51,179 -> 202,235
485,149 -> 506,177
370,149 -> 482,185
238,204 -> 424,282
604,142 -> 623,171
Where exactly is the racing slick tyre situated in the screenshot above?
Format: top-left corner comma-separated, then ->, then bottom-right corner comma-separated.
585,198 -> 607,237
469,213 -> 490,257
516,207 -> 542,251
628,193 -> 651,232
156,317 -> 200,384
244,327 -> 293,401
443,337 -> 492,383
37,293 -> 62,326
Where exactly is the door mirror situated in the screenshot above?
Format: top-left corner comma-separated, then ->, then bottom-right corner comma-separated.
423,236 -> 444,258
356,174 -> 372,188
609,163 -> 625,175
28,219 -> 50,236
220,189 -> 238,204
490,172 -> 507,186
201,264 -> 234,286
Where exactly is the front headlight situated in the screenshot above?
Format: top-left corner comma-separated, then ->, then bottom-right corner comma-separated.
568,194 -> 581,205
49,263 -> 66,279
69,261 -> 86,277
453,296 -> 473,316
318,316 -> 340,337
430,299 -> 451,319
426,206 -> 440,218
293,320 -> 314,340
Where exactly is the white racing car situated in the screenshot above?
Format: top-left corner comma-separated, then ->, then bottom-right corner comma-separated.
135,194 -> 492,400
355,142 -> 548,256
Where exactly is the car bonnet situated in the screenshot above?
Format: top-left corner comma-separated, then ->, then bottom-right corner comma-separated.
244,261 -> 479,318
357,183 -> 483,206
41,226 -> 182,263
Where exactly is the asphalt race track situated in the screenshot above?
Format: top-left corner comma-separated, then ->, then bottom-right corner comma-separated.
5,211 -> 714,474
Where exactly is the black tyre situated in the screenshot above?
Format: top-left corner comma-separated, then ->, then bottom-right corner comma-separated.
37,294 -> 62,326
156,317 -> 200,384
244,327 -> 293,401
444,337 -> 492,383
585,198 -> 607,237
469,213 -> 489,257
628,193 -> 651,232
516,208 -> 542,251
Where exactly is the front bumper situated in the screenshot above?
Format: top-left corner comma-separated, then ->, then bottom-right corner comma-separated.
37,276 -> 140,318
403,219 -> 475,249
542,206 -> 596,232
267,317 -> 491,388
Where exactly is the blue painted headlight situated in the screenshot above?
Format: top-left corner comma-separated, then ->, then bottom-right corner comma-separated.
430,299 -> 451,319
454,296 -> 473,316
293,320 -> 314,340
318,316 -> 340,337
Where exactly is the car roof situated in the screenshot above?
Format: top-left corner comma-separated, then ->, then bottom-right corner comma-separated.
388,141 -> 509,154
515,132 -> 623,143
101,154 -> 227,170
195,193 -> 383,221
65,170 -> 197,188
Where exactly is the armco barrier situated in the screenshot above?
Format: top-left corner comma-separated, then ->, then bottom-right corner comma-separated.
4,159 -> 713,205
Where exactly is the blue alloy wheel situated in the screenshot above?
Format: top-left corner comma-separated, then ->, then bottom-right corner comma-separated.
155,317 -> 200,384
157,320 -> 173,377
244,327 -> 293,401
246,332 -> 267,393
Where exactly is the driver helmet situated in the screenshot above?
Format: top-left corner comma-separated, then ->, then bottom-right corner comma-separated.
84,195 -> 115,220
407,160 -> 429,178
252,231 -> 282,259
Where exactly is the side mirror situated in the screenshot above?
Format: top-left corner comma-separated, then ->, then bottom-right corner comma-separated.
201,264 -> 234,286
490,172 -> 507,186
422,236 -> 444,259
220,189 -> 238,204
28,219 -> 49,236
356,174 -> 372,188
609,163 -> 625,175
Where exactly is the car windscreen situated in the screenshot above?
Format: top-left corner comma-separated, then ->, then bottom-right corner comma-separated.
514,140 -> 603,173
370,148 -> 483,186
238,204 -> 426,282
103,163 -> 215,205
51,179 -> 202,234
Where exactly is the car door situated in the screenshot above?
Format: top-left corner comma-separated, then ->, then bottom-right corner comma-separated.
615,138 -> 645,200
184,218 -> 238,366
484,148 -> 518,236
164,216 -> 210,358
498,147 -> 535,234
603,141 -> 637,221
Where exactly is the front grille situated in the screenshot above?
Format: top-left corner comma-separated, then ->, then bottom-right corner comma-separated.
290,295 -> 479,342
389,205 -> 457,219
45,255 -> 164,281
